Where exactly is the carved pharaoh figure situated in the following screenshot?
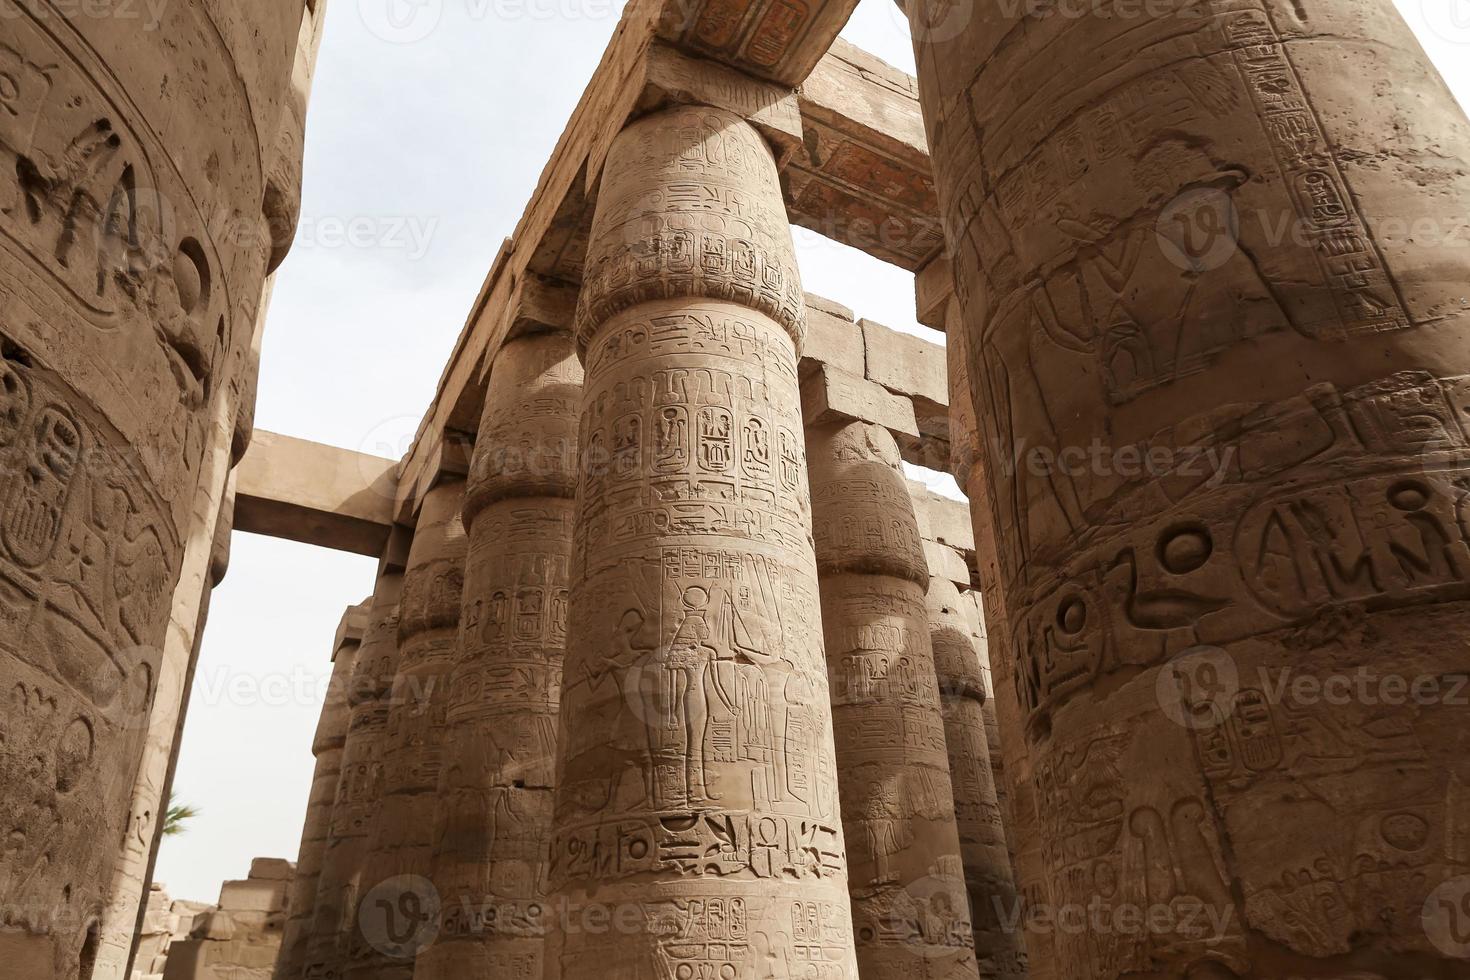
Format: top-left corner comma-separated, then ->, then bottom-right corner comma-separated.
546,103 -> 859,980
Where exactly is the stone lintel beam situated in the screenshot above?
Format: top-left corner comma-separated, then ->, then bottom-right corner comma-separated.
860,316 -> 949,469
924,539 -> 972,592
913,251 -> 952,331
333,600 -> 372,657
596,38 -> 805,182
786,38 -> 941,270
394,0 -> 924,523
234,431 -> 398,557
655,0 -> 861,87
908,480 -> 976,563
801,363 -> 920,448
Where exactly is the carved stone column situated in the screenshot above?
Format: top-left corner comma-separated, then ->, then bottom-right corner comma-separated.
344,482 -> 465,980
302,572 -> 404,980
415,330 -> 581,980
548,103 -> 858,980
909,1 -> 1470,974
276,605 -> 369,980
944,295 -> 1052,979
0,4 -> 300,976
807,419 -> 978,980
926,574 -> 1026,980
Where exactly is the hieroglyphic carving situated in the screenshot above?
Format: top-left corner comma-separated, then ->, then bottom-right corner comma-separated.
0,352 -> 175,973
808,420 -> 977,980
926,575 -> 1026,980
909,0 -> 1470,972
278,629 -> 363,980
303,576 -> 404,980
0,3 -> 294,972
415,330 -> 581,980
344,484 -> 465,980
549,104 -> 857,980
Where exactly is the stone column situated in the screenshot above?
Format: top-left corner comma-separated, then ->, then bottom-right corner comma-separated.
926,575 -> 1026,980
909,1 -> 1470,975
0,4 -> 300,976
344,482 -> 466,980
548,103 -> 857,980
414,330 -> 580,980
943,295 -> 1054,979
276,605 -> 369,979
302,572 -> 404,980
806,419 -> 978,980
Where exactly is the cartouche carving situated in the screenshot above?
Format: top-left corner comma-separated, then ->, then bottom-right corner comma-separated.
548,104 -> 859,980
909,0 -> 1470,973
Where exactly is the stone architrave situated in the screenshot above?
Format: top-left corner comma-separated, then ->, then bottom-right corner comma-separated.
807,418 -> 979,980
0,4 -> 301,976
547,103 -> 859,980
301,574 -> 404,980
276,613 -> 367,979
344,482 -> 466,980
414,331 -> 581,980
926,575 -> 1025,980
908,0 -> 1470,974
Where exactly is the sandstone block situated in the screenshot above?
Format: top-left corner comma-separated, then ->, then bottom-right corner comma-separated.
801,364 -> 919,443
247,857 -> 294,882
859,317 -> 948,408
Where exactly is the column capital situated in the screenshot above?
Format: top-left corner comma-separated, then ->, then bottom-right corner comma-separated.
577,103 -> 806,352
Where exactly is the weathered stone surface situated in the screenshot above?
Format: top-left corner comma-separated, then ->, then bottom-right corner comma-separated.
415,330 -> 581,980
800,296 -> 866,381
910,0 -> 1470,974
788,40 -> 940,271
165,859 -> 293,980
655,0 -> 859,88
926,576 -> 1025,980
861,318 -> 947,410
235,431 -> 399,558
924,541 -> 971,592
0,2 -> 302,974
344,482 -> 466,980
911,485 -> 973,559
802,363 -> 920,444
549,103 -> 858,980
301,574 -> 405,980
276,610 -> 364,980
914,254 -> 952,333
809,419 -> 978,980
210,474 -> 238,588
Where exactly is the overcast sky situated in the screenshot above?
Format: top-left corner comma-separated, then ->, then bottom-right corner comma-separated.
155,0 -> 1470,904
